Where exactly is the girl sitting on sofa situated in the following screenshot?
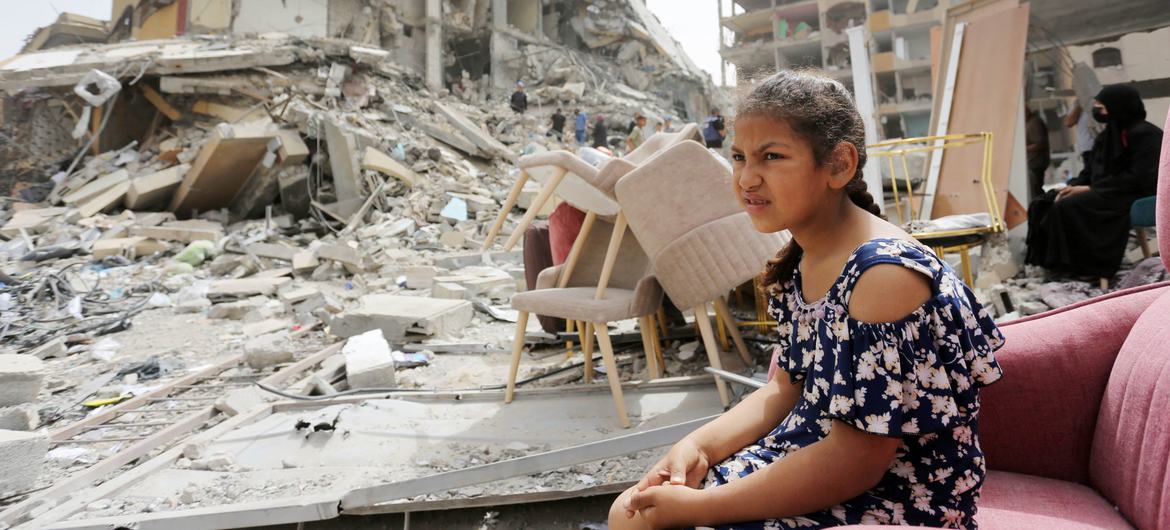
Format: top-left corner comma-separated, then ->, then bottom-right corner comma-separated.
608,69 -> 1006,530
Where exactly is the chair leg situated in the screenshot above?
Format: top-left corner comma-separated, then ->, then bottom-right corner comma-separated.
503,168 -> 566,251
714,303 -> 731,352
638,316 -> 660,379
593,322 -> 630,428
582,322 -> 595,383
565,319 -> 576,359
693,303 -> 731,407
482,169 -> 529,250
715,296 -> 752,366
656,306 -> 669,337
648,314 -> 666,372
505,311 -> 530,404
959,248 -> 974,287
1100,277 -> 1109,290
1137,227 -> 1152,259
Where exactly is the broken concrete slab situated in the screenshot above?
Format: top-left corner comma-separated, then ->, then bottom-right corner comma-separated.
342,329 -> 395,389
207,277 -> 292,300
125,164 -> 189,210
330,294 -> 474,341
278,286 -> 322,309
322,117 -> 364,217
241,318 -> 291,337
207,297 -> 267,320
0,354 -> 46,407
0,429 -> 48,495
0,208 -> 66,237
243,332 -> 294,369
169,121 -> 276,217
432,282 -> 469,300
317,243 -> 364,271
402,266 -> 441,289
361,146 -> 417,188
415,120 -> 482,157
61,169 -> 129,206
432,102 -> 513,160
192,100 -> 267,123
77,180 -> 130,218
91,237 -> 169,259
26,337 -> 67,360
134,219 -> 224,243
242,242 -> 297,261
277,166 -> 311,219
292,250 -> 319,273
0,404 -> 39,431
214,387 -> 273,417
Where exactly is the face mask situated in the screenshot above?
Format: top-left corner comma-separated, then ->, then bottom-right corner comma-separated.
1092,107 -> 1109,123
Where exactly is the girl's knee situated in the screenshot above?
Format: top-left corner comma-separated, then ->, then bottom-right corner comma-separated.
608,493 -> 649,530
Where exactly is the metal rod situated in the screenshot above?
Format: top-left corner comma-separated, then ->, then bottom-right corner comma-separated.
703,367 -> 766,389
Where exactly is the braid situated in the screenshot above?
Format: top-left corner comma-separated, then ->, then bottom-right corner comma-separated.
846,179 -> 882,217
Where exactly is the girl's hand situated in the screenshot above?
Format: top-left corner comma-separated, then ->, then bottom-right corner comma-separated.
625,484 -> 708,529
634,439 -> 711,494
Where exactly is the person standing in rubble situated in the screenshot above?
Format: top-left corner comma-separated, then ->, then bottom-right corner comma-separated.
610,70 -> 1004,530
549,108 -> 567,142
1026,84 -> 1163,281
510,81 -> 528,114
626,114 -> 648,152
575,109 -> 589,145
1025,105 -> 1051,200
703,108 -> 727,148
593,115 -> 609,149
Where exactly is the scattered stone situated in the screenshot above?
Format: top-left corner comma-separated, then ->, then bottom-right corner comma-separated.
343,329 -> 396,389
214,387 -> 273,417
0,429 -> 48,495
330,294 -> 474,341
0,404 -> 40,431
243,332 -> 294,369
432,282 -> 469,300
207,297 -> 268,320
0,355 -> 46,407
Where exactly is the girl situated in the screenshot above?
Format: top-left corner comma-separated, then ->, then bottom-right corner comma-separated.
608,70 -> 1005,529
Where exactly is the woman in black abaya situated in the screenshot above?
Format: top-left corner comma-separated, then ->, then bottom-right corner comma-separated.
1025,84 -> 1163,279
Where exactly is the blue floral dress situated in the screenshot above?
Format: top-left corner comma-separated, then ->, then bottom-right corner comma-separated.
697,238 -> 1005,530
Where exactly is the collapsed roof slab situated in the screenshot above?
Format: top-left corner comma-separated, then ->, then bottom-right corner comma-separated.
0,39 -> 299,93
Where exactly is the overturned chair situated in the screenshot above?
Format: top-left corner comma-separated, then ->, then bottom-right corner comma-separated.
505,217 -> 664,428
615,140 -> 790,406
484,124 -> 704,251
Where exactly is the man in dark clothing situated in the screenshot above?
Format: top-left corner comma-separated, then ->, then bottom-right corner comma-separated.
1025,106 -> 1051,200
703,108 -> 727,148
549,108 -> 566,141
510,82 -> 527,114
1026,84 -> 1163,280
592,115 -> 608,149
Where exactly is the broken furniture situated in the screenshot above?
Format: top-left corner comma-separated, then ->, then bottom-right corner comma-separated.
614,140 -> 789,407
867,133 -> 1003,286
1131,196 -> 1156,259
484,123 -> 704,252
507,218 -> 664,428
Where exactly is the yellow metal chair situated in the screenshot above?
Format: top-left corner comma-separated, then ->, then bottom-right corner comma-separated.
867,132 -> 1004,287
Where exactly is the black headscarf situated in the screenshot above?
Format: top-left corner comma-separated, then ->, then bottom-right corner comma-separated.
1094,84 -> 1146,169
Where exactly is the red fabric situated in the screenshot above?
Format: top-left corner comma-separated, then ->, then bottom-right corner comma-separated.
1090,289 -> 1170,530
980,282 -> 1170,484
548,203 -> 586,265
1158,105 -> 1170,266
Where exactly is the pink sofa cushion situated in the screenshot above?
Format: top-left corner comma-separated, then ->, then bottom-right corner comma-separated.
979,282 -> 1170,483
1156,104 -> 1169,264
1090,288 -> 1170,530
974,470 -> 1132,529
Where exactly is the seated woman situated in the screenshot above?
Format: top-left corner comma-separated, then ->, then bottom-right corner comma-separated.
1026,84 -> 1163,279
608,70 -> 1005,529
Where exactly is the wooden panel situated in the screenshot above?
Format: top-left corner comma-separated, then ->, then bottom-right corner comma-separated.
931,4 -> 1029,219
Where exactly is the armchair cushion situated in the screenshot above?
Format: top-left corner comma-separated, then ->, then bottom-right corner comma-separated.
979,282 -> 1170,483
974,471 -> 1132,529
511,276 -> 663,323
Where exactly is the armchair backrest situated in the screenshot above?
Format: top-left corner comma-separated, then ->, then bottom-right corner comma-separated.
614,140 -> 789,310
561,218 -> 652,291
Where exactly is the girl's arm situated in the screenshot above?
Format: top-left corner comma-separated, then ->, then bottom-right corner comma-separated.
683,369 -> 802,465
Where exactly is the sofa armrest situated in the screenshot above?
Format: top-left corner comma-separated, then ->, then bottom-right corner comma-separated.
980,282 -> 1170,484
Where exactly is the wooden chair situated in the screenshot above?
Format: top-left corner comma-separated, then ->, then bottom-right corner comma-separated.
614,140 -> 790,407
506,218 -> 664,428
867,132 -> 1004,286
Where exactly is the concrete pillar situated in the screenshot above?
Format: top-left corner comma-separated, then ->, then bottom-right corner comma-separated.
492,0 -> 507,29
425,0 -> 442,92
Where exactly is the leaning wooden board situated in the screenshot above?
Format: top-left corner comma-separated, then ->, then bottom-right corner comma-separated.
930,3 -> 1030,220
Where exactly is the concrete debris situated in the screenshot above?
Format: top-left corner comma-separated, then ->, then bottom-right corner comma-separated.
331,294 -> 474,341
243,332 -> 294,369
0,404 -> 41,431
0,429 -> 48,495
214,387 -> 274,417
0,354 -> 46,407
343,329 -> 396,389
